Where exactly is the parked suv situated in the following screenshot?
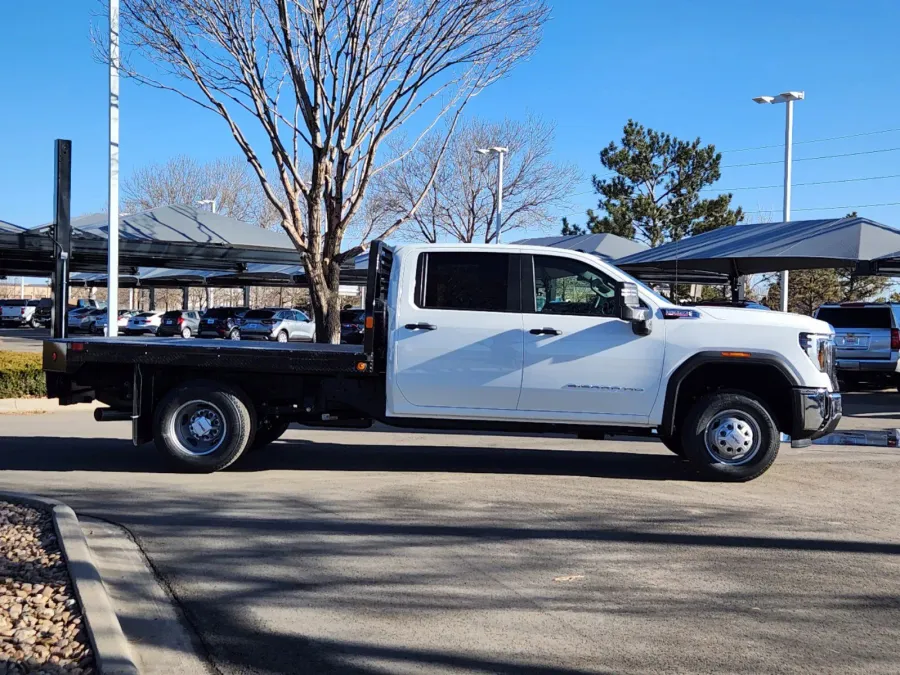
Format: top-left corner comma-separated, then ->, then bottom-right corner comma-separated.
340,308 -> 366,344
157,310 -> 202,338
814,303 -> 900,389
0,299 -> 40,327
240,308 -> 315,342
198,307 -> 248,340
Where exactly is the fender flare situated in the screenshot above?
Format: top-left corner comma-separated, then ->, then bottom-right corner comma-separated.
661,351 -> 800,437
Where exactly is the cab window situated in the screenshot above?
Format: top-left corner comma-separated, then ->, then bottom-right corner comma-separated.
530,255 -> 618,318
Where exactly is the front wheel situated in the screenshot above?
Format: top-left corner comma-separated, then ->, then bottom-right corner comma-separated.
276,330 -> 289,343
680,391 -> 779,482
229,328 -> 241,341
153,381 -> 255,472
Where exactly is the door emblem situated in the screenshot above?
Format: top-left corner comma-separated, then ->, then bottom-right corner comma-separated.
564,384 -> 644,392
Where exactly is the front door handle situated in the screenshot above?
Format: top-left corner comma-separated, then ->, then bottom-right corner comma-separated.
530,327 -> 562,336
405,322 -> 437,331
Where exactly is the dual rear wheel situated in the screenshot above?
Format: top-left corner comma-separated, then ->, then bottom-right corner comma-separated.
153,381 -> 288,472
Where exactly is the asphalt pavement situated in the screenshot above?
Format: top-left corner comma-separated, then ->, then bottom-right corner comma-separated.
0,411 -> 898,674
0,326 -> 49,353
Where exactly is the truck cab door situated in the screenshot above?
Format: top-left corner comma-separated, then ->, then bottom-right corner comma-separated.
517,253 -> 665,424
388,250 -> 525,417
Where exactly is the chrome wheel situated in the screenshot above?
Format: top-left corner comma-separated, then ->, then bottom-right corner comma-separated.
229,329 -> 241,341
704,409 -> 761,465
170,400 -> 227,456
181,327 -> 192,338
276,331 -> 289,343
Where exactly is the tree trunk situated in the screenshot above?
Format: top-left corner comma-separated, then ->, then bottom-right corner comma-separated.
304,255 -> 342,344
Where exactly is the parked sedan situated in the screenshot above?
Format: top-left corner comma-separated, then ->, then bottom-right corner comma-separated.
124,311 -> 164,335
69,308 -> 107,333
157,310 -> 202,338
198,306 -> 248,340
240,308 -> 315,342
92,309 -> 136,335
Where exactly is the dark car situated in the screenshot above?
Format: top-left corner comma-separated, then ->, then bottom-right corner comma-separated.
156,310 -> 202,338
32,298 -> 54,327
340,308 -> 366,344
198,306 -> 248,340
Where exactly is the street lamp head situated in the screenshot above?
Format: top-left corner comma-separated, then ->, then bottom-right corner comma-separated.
777,91 -> 805,101
475,148 -> 490,155
490,146 -> 509,154
752,96 -> 775,104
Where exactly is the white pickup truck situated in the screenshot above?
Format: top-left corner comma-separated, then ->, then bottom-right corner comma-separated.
43,242 -> 841,481
1,299 -> 40,327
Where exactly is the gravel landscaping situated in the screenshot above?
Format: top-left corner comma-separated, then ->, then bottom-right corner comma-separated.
0,501 -> 94,674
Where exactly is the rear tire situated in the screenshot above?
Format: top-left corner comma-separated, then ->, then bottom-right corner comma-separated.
181,326 -> 192,338
680,390 -> 779,482
229,328 -> 241,341
153,381 -> 255,473
276,330 -> 289,343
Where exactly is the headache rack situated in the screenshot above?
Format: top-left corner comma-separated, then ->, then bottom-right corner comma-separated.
363,240 -> 393,370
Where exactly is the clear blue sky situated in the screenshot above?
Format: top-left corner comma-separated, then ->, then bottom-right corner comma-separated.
2,0 -> 900,239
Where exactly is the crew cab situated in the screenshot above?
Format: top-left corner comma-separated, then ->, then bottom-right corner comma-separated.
42,242 -> 841,481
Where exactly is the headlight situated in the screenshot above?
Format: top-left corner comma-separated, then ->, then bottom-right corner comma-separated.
799,332 -> 834,372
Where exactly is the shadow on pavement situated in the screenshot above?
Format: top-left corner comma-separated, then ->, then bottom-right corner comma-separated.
0,435 -> 690,481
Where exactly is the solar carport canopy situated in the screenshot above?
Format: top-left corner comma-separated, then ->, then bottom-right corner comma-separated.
616,217 -> 900,280
0,205 -> 303,276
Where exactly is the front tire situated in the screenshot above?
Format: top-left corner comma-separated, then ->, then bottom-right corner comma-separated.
276,330 -> 289,343
229,328 -> 241,341
153,381 -> 255,472
680,391 -> 779,482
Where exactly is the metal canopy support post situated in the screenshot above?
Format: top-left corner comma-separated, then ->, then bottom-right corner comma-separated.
148,288 -> 156,311
182,287 -> 189,310
106,0 -> 120,336
242,286 -> 250,306
52,140 -> 72,339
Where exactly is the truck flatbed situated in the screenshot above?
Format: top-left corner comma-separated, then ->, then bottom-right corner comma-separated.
45,336 -> 371,375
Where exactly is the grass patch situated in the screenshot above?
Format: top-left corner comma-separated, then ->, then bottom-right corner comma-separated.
0,351 -> 45,399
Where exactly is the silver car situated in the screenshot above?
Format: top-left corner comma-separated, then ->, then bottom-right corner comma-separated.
240,308 -> 316,342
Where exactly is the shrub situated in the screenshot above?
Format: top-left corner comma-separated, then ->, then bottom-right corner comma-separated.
0,351 -> 45,399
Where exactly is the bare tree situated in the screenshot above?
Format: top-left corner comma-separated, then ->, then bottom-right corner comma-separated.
102,0 -> 549,341
374,115 -> 580,243
123,155 -> 283,228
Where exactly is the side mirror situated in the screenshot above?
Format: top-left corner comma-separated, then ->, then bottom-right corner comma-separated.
615,281 -> 652,335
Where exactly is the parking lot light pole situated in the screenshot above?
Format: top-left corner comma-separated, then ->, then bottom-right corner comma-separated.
106,0 -> 120,336
475,147 -> 508,243
753,91 -> 804,312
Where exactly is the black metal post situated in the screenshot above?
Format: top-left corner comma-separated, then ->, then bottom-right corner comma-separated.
51,140 -> 72,339
729,275 -> 745,303
182,287 -> 189,310
148,288 -> 156,311
243,286 -> 250,307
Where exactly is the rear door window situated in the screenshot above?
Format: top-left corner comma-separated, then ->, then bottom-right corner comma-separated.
816,307 -> 893,329
415,252 -> 517,312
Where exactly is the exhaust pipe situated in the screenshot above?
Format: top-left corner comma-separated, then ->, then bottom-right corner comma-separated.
94,408 -> 131,422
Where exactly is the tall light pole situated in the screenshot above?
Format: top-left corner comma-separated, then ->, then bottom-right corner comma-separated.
106,0 -> 120,336
476,147 -> 509,243
197,199 -> 217,309
753,91 -> 804,312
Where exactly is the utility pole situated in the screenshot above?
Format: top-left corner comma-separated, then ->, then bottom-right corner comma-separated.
753,91 -> 804,312
106,0 -> 120,335
475,147 -> 509,243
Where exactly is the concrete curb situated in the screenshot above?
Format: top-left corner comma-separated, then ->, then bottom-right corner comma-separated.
1,492 -> 140,675
0,399 -> 102,414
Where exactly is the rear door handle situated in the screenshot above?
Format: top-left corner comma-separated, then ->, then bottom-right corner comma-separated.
530,327 -> 562,336
405,322 -> 437,331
